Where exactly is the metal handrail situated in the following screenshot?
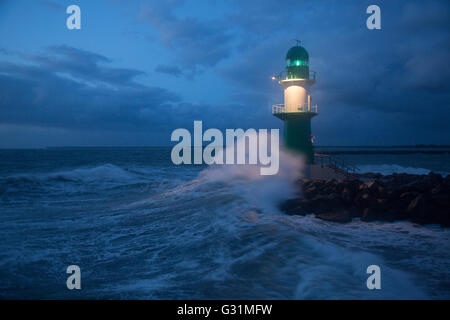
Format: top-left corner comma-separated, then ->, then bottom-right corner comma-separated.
314,153 -> 359,178
272,104 -> 318,114
274,71 -> 317,82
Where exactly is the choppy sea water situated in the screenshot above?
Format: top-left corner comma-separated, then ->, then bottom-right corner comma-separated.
0,147 -> 449,299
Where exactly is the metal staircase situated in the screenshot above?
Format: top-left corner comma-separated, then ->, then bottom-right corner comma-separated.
314,153 -> 360,179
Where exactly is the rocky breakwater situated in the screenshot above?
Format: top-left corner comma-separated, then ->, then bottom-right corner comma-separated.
280,172 -> 450,227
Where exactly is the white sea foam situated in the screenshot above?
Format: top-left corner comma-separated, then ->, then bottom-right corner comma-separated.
2,163 -> 135,184
128,152 -> 440,299
48,163 -> 134,182
358,163 -> 449,176
198,148 -> 305,212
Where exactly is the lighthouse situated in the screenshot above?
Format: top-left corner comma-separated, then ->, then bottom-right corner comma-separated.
272,43 -> 318,163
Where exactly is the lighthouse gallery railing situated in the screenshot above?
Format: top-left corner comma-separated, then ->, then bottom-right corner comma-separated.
274,71 -> 317,82
272,104 -> 318,114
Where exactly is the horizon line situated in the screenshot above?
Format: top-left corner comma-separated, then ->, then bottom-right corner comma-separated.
0,144 -> 450,150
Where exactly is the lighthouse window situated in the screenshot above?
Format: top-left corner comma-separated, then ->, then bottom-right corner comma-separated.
287,60 -> 309,67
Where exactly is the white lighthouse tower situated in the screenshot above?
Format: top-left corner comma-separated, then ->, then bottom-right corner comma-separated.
273,42 -> 318,163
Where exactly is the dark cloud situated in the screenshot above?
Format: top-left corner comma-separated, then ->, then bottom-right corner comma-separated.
0,62 -> 178,132
25,46 -> 146,88
0,47 -> 181,134
154,64 -> 183,77
0,46 -> 261,146
138,0 -> 234,71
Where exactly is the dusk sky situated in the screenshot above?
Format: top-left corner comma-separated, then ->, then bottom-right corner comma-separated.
0,0 -> 449,147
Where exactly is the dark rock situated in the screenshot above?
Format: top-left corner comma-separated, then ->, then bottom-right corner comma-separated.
327,192 -> 340,201
430,193 -> 449,207
444,175 -> 450,192
430,185 -> 444,195
341,187 -> 354,203
429,193 -> 450,227
279,198 -> 304,215
300,197 -> 326,212
360,198 -> 396,222
315,210 -> 351,223
301,178 -> 312,189
438,211 -> 450,228
304,185 -> 318,199
361,207 -> 378,222
428,172 -> 444,185
407,194 -> 427,212
280,172 -> 449,227
407,194 -> 429,224
349,207 -> 362,218
376,198 -> 388,209
354,192 -> 376,209
321,193 -> 346,210
364,181 -> 376,189
398,181 -> 427,193
364,181 -> 388,198
279,197 -> 326,216
387,198 -> 409,220
322,179 -> 339,194
360,172 -> 383,179
400,191 -> 419,200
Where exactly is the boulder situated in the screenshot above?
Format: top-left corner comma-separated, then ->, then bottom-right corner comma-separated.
444,175 -> 450,192
430,193 -> 449,207
407,194 -> 429,224
438,211 -> 450,227
430,185 -> 444,195
428,172 -> 444,185
279,198 -> 304,215
429,193 -> 450,227
341,187 -> 354,203
279,197 -> 325,216
400,191 -> 419,200
354,192 -> 376,209
360,172 -> 383,179
361,207 -> 378,222
303,184 -> 319,199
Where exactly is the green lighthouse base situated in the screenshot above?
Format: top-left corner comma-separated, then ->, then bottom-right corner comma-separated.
274,112 -> 317,164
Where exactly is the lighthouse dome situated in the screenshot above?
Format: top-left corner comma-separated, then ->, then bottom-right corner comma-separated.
285,45 -> 310,80
285,45 -> 309,61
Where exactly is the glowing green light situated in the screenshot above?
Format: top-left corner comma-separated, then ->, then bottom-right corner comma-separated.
286,59 -> 309,68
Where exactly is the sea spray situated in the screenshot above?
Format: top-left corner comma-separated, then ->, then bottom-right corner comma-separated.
198,148 -> 305,213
